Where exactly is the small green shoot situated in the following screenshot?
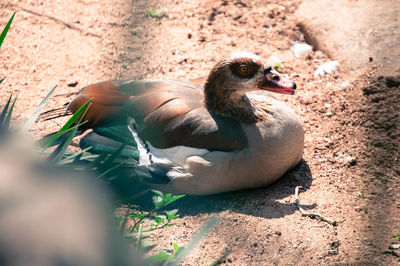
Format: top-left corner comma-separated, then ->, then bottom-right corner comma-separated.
394,232 -> 400,241
359,189 -> 364,198
146,242 -> 184,264
117,190 -> 185,263
274,62 -> 282,68
125,190 -> 185,233
146,8 -> 168,18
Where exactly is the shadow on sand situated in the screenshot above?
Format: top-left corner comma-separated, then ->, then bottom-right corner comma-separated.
114,159 -> 314,220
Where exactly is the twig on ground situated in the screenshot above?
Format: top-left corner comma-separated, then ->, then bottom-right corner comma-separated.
295,186 -> 337,226
9,4 -> 101,38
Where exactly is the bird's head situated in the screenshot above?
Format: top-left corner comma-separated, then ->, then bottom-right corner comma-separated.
204,52 -> 296,103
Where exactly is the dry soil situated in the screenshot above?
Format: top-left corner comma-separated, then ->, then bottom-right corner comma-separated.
1,0 -> 399,265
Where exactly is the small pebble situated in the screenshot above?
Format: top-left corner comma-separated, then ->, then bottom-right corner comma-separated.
314,61 -> 339,77
291,43 -> 313,58
344,155 -> 357,166
390,243 -> 400,250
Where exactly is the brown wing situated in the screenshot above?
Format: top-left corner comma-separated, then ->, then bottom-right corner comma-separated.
67,80 -> 130,127
68,79 -> 248,151
136,107 -> 248,151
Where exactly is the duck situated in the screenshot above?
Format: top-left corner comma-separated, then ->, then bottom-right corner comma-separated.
63,52 -> 304,195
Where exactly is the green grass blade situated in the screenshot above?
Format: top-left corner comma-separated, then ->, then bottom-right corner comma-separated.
40,98 -> 92,149
48,102 -> 91,164
0,12 -> 15,48
4,94 -> 18,128
19,85 -> 57,134
0,94 -> 12,125
48,124 -> 79,163
53,99 -> 92,133
102,143 -> 126,165
57,149 -> 99,166
39,121 -> 86,150
57,147 -> 93,165
86,152 -> 108,170
0,78 -> 5,85
146,253 -> 172,263
96,159 -> 129,179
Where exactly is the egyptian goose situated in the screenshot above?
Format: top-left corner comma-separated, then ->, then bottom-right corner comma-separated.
66,52 -> 304,195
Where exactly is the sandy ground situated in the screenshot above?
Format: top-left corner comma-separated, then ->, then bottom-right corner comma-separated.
1,0 -> 399,265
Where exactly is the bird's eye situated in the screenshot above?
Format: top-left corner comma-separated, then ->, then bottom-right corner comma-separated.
240,65 -> 247,72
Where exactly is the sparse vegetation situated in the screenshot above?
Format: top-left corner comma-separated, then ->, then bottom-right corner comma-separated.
146,8 -> 168,18
0,11 -> 191,263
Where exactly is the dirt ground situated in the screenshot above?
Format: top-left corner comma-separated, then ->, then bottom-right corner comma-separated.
1,0 -> 399,265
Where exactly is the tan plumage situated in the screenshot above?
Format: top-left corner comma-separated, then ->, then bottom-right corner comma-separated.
65,52 -> 304,195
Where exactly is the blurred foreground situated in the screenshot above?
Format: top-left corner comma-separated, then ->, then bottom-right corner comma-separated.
0,134 -> 143,266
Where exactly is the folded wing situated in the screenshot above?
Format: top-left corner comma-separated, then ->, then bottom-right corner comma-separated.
68,79 -> 248,152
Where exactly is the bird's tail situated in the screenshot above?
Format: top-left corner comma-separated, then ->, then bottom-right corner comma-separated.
38,105 -> 72,122
38,90 -> 81,122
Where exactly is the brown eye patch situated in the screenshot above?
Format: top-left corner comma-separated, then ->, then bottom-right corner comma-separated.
229,60 -> 261,79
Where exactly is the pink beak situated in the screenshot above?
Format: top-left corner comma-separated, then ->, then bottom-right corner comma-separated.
260,66 -> 296,95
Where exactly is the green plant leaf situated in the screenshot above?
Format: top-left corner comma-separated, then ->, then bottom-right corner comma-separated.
129,213 -> 144,219
48,127 -> 78,163
151,189 -> 164,198
146,252 -> 172,262
48,100 -> 91,163
56,147 -> 96,166
154,215 -> 166,225
19,85 -> 57,134
146,8 -> 168,18
163,193 -> 172,202
165,209 -> 179,221
38,122 -> 85,149
0,12 -> 15,48
165,194 -> 185,205
4,94 -> 18,128
0,94 -> 12,125
96,158 -> 129,179
152,195 -> 163,208
40,99 -> 92,149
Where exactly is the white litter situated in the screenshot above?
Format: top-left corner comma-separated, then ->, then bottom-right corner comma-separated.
314,61 -> 339,77
290,43 -> 313,58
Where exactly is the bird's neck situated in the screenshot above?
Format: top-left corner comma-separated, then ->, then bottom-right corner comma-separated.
204,85 -> 265,124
